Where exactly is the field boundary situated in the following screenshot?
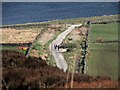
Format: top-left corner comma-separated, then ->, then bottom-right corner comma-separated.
25,30 -> 45,57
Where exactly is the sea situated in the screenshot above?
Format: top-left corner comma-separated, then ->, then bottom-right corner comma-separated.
2,2 -> 119,25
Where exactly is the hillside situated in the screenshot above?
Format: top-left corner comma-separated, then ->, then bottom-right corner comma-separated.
1,14 -> 120,89
2,50 -> 119,89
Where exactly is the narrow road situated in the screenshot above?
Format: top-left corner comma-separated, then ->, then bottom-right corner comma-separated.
49,24 -> 82,72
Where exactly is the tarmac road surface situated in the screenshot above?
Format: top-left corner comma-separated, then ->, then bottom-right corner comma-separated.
49,24 -> 82,72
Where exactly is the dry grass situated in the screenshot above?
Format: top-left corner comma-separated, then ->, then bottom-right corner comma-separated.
38,29 -> 55,45
1,28 -> 39,43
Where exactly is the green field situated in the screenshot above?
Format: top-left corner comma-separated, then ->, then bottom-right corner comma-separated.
90,23 -> 118,42
1,46 -> 27,54
88,23 -> 119,80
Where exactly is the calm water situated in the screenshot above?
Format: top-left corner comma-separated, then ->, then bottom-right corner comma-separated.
2,2 -> 119,25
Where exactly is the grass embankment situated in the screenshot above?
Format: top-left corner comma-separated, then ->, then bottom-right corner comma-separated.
63,41 -> 82,72
62,25 -> 89,72
88,23 -> 119,80
30,24 -> 69,66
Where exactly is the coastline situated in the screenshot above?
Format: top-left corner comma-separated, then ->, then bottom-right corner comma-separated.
1,14 -> 119,28
1,14 -> 119,88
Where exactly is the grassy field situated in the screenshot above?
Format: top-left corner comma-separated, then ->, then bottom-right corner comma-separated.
1,46 -> 26,54
88,23 -> 119,80
90,23 -> 118,42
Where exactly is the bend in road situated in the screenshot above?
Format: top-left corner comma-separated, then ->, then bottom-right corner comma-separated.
49,24 -> 82,72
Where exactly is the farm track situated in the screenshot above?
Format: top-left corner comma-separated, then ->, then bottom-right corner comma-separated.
49,24 -> 82,72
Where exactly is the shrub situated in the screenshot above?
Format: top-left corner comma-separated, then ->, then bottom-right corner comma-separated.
74,74 -> 93,83
2,50 -> 66,89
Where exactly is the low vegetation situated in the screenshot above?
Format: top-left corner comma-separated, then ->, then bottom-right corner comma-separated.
2,50 -> 118,89
30,24 -> 70,66
62,26 -> 88,72
88,22 -> 119,80
1,15 -> 120,89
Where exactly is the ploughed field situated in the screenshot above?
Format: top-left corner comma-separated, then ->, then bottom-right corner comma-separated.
88,23 -> 119,80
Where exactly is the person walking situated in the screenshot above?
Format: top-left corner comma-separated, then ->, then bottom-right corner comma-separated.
58,45 -> 60,50
54,44 -> 57,49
